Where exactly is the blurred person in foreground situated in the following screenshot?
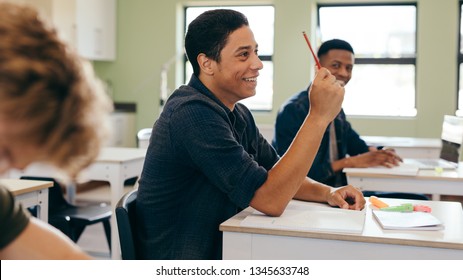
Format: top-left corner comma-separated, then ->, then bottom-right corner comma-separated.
0,1 -> 112,260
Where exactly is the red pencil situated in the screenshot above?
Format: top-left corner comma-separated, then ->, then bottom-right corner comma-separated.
302,31 -> 321,69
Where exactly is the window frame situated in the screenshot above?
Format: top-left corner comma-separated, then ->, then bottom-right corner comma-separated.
317,2 -> 418,117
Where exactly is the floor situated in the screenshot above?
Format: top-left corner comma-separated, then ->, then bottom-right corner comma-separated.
77,223 -> 111,259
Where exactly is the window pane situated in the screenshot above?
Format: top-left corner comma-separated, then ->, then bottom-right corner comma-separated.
319,5 -> 417,117
185,6 -> 274,110
319,6 -> 416,58
344,65 -> 416,116
186,6 -> 274,55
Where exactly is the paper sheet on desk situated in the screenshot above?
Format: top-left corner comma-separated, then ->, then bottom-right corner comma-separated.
241,200 -> 366,234
343,163 -> 419,176
373,210 -> 444,231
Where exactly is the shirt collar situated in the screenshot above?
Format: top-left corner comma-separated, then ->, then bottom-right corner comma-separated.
188,74 -> 232,114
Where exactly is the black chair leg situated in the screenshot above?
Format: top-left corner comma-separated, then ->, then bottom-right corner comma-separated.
103,220 -> 111,252
50,220 -> 72,239
71,225 -> 87,242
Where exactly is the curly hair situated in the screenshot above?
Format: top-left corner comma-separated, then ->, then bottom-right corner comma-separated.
0,2 -> 113,178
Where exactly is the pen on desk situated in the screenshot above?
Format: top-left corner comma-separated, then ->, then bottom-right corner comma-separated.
302,31 -> 321,69
369,196 -> 389,209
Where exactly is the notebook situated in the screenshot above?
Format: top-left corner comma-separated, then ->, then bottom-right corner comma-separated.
404,115 -> 463,170
372,210 -> 444,231
240,200 -> 366,234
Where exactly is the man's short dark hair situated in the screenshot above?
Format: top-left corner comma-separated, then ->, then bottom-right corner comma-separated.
185,9 -> 249,76
317,39 -> 354,58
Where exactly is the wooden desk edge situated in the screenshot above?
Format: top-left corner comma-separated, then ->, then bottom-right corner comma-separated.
1,179 -> 53,196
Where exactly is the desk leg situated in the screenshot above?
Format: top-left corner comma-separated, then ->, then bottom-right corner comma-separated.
65,182 -> 77,204
105,165 -> 126,260
86,159 -> 143,259
37,188 -> 49,222
16,188 -> 49,222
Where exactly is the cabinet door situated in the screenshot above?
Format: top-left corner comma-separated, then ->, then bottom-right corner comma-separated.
52,0 -> 77,48
108,112 -> 137,147
76,0 -> 116,60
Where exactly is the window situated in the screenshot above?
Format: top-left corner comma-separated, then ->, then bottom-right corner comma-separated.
318,4 -> 417,117
184,5 -> 275,111
458,1 -> 463,116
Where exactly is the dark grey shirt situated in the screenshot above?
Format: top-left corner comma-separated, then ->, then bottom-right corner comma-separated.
0,184 -> 30,249
136,74 -> 279,259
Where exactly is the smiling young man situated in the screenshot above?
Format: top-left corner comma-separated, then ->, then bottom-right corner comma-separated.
136,10 -> 365,260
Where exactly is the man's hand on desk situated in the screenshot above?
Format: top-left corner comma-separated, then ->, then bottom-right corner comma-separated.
326,185 -> 366,210
347,148 -> 402,168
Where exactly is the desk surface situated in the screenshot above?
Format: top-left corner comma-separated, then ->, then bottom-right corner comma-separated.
345,163 -> 463,181
96,147 -> 147,163
1,178 -> 53,195
362,136 -> 441,148
345,164 -> 463,201
220,198 -> 463,251
361,136 -> 442,159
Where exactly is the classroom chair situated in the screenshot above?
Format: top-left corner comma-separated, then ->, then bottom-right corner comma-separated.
20,176 -> 112,250
115,188 -> 139,260
137,128 -> 152,148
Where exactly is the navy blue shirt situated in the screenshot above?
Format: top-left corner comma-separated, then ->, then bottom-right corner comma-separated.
272,87 -> 369,187
136,74 -> 279,259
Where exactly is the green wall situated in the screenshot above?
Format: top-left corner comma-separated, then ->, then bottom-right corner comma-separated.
94,0 -> 459,139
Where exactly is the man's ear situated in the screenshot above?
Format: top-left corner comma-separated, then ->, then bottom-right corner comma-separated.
197,53 -> 214,76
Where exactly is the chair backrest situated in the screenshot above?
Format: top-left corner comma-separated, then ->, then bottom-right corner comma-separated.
137,128 -> 152,148
115,189 -> 138,260
440,115 -> 463,162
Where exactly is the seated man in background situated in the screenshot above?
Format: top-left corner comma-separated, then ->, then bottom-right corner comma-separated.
273,39 -> 427,200
0,2 -> 113,259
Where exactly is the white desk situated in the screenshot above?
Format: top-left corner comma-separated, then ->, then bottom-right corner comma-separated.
7,147 -> 147,259
362,136 -> 441,159
220,199 -> 463,259
1,178 -> 53,222
79,147 -> 146,259
345,163 -> 463,201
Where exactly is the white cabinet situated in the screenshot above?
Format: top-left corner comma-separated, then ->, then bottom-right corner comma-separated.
108,112 -> 137,148
75,0 -> 116,61
15,0 -> 116,61
106,103 -> 137,148
51,0 -> 78,48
